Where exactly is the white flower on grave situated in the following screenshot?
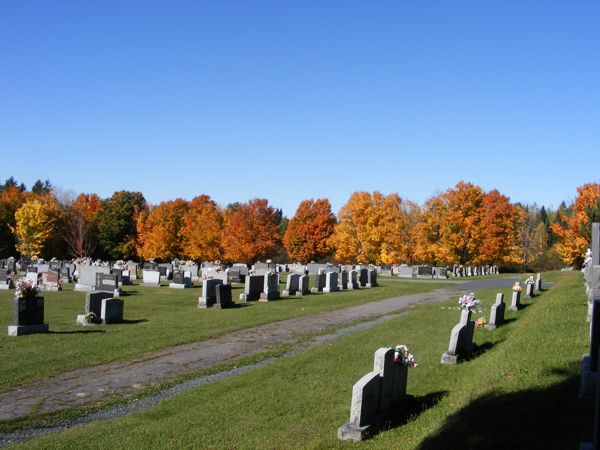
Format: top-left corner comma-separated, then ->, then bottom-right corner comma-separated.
458,293 -> 481,312
525,276 -> 535,285
394,345 -> 417,367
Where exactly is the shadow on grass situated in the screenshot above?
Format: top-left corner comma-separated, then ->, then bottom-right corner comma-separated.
49,329 -> 105,334
118,319 -> 149,324
418,369 -> 593,450
230,303 -> 251,309
370,391 -> 449,438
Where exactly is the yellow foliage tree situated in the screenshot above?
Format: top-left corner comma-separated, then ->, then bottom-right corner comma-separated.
11,199 -> 59,258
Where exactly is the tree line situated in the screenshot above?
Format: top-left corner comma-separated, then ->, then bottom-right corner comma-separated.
1,176 -> 599,270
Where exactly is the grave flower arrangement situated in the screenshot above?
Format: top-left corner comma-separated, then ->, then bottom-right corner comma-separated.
393,345 -> 417,367
15,279 -> 39,299
525,276 -> 535,286
458,293 -> 481,312
83,312 -> 98,324
512,282 -> 522,292
475,317 -> 487,329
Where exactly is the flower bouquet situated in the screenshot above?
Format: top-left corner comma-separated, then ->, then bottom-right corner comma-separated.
458,293 -> 481,312
393,344 -> 417,367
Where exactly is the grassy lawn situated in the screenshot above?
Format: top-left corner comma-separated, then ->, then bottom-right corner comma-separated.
0,278 -> 445,393
7,271 -> 591,449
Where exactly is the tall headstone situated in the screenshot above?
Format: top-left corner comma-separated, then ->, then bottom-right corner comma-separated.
311,273 -> 326,293
347,270 -> 359,290
101,298 -> 124,323
142,270 -> 161,286
441,309 -> 475,364
283,273 -> 301,297
535,273 -> 542,291
367,269 -> 377,287
486,293 -> 505,329
299,275 -> 310,295
338,270 -> 348,290
214,284 -> 234,309
323,272 -> 339,293
509,289 -> 521,311
593,223 -> 600,266
260,273 -> 280,301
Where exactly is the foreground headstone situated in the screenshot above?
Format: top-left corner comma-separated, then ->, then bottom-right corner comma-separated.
101,298 -> 124,323
441,309 -> 475,364
338,347 -> 411,442
486,293 -> 505,329
282,273 -> 301,297
311,273 -> 326,293
535,273 -> 542,291
323,272 -> 339,293
509,287 -> 522,311
580,298 -> 600,398
8,296 -> 49,336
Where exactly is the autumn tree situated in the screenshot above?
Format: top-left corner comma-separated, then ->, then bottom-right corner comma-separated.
136,199 -> 189,261
179,195 -> 224,261
551,182 -> 600,266
11,198 -> 60,258
330,191 -> 417,265
96,191 -> 147,260
221,199 -> 281,264
283,198 -> 336,263
64,193 -> 101,258
413,195 -> 452,265
474,190 -> 515,264
0,179 -> 26,257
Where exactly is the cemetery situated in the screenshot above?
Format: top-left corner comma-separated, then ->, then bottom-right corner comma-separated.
0,258 -> 594,449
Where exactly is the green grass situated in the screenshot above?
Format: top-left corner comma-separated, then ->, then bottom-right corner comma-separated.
0,278 -> 444,393
7,271 -> 591,449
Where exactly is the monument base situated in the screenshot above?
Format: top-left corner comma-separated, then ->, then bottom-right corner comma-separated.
8,324 -> 49,336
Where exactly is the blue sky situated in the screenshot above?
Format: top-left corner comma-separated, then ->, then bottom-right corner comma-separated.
1,1 -> 598,217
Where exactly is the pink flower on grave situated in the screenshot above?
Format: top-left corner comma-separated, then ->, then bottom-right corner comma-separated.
458,293 -> 480,312
394,345 -> 417,368
15,279 -> 39,299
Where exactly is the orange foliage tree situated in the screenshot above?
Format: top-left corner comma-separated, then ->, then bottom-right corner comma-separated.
330,192 -> 418,265
474,190 -> 516,264
551,182 -> 600,266
136,199 -> 189,261
283,198 -> 336,263
180,195 -> 224,261
221,199 -> 281,263
415,182 -> 484,265
0,182 -> 26,257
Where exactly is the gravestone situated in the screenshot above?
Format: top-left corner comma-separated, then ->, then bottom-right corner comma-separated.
227,268 -> 242,283
214,284 -> 234,309
25,266 -> 38,285
299,274 -> 310,295
169,270 -> 192,288
76,266 -> 110,291
486,293 -> 505,329
338,347 -> 410,442
283,273 -> 302,297
143,261 -> 158,270
397,266 -> 416,278
60,266 -> 71,283
509,289 -> 521,311
260,273 -> 280,301
96,273 -> 119,293
311,273 -> 326,293
525,282 -> 534,298
593,223 -> 600,266
142,269 -> 161,286
43,270 -> 61,291
367,269 -> 377,287
347,270 -> 359,290
0,269 -> 12,290
441,309 -> 475,364
127,261 -> 139,280
84,291 -> 114,318
358,269 -> 369,287
580,297 -> 600,398
239,275 -> 264,302
338,271 -> 348,290
101,298 -> 124,323
535,273 -> 542,291
434,267 -> 448,279
198,279 -> 224,308
416,266 -> 433,278
323,272 -> 339,293
8,296 -> 49,336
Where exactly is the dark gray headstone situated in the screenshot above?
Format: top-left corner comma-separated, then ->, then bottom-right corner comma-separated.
96,273 -> 119,292
215,284 -> 233,308
85,291 -> 114,317
13,296 -> 44,326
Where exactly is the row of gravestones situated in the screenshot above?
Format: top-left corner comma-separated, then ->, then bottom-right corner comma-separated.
451,264 -> 499,277
442,275 -> 541,364
338,274 -> 544,441
396,265 -> 449,279
580,223 -> 600,450
198,269 -> 379,309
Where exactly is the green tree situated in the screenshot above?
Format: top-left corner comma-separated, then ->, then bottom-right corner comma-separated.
96,191 -> 147,260
31,179 -> 52,195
